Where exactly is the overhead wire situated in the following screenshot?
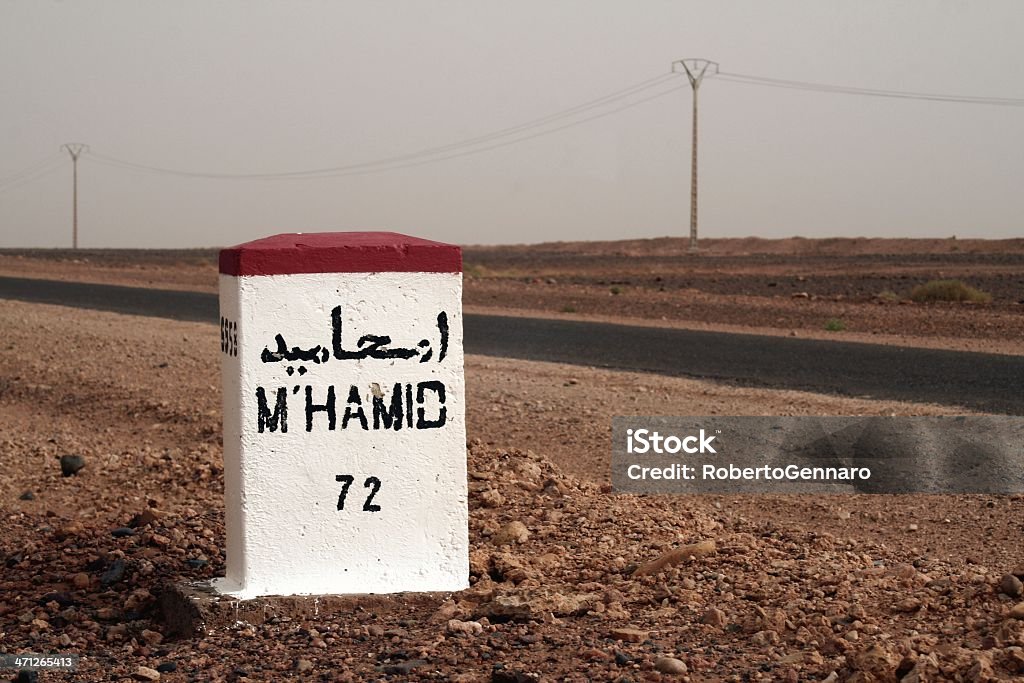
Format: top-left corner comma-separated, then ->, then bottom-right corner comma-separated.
0,154 -> 65,189
0,156 -> 67,195
87,72 -> 684,181
717,71 -> 1024,107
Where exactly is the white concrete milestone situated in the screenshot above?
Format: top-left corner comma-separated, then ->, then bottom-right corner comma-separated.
215,232 -> 467,598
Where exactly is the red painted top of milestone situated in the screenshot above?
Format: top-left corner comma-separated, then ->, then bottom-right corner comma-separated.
219,231 -> 462,276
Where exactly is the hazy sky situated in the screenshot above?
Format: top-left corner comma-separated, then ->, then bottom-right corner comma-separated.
2,1 -> 1023,248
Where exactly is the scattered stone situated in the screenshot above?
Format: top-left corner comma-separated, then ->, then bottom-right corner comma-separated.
653,657 -> 688,675
380,660 -> 427,675
850,644 -> 900,680
1008,602 -> 1024,620
100,559 -> 127,586
614,651 -> 632,666
609,627 -> 647,643
632,539 -> 716,576
72,572 -> 90,589
111,527 -> 135,538
893,598 -> 921,613
295,659 -> 314,672
491,670 -> 533,683
479,490 -> 505,508
15,672 -> 39,683
481,590 -> 600,621
581,648 -> 611,662
129,509 -> 159,528
19,490 -> 35,501
132,666 -> 161,681
59,454 -> 86,477
447,619 -> 483,636
1000,574 -> 1023,598
701,607 -> 727,628
155,662 -> 177,674
141,629 -> 163,645
908,523 -> 919,532
492,521 -> 530,545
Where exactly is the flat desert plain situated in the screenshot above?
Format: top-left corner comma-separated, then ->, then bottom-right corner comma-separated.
1,238 -> 1023,682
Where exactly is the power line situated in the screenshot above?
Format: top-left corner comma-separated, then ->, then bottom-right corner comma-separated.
0,155 -> 64,190
0,156 -> 66,195
88,80 -> 689,182
87,72 -> 682,181
718,71 -> 1024,107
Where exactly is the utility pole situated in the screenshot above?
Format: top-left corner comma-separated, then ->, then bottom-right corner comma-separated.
61,144 -> 88,249
671,59 -> 717,251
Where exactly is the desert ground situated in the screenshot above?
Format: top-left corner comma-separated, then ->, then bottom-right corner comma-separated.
1,238 -> 1023,682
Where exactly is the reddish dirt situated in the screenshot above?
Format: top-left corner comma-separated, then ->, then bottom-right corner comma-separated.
2,300 -> 1024,681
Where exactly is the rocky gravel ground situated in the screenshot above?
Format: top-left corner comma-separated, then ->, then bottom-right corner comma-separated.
2,300 -> 1024,681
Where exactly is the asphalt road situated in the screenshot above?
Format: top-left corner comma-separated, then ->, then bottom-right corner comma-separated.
1,275 -> 1021,414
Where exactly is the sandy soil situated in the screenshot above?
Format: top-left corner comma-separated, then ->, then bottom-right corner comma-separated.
2,300 -> 1023,681
2,236 -> 1022,356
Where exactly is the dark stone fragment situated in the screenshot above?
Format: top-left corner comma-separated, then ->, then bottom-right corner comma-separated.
37,592 -> 75,608
59,455 -> 86,477
100,558 -> 127,586
379,659 -> 426,675
492,669 -> 534,683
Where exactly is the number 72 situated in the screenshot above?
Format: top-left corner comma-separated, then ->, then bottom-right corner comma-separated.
335,474 -> 382,512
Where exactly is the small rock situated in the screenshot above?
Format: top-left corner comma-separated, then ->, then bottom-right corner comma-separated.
447,619 -> 483,636
381,660 -> 427,675
654,657 -> 688,675
133,666 -> 161,681
907,523 -> 919,532
1008,602 -> 1024,620
19,490 -> 35,501
295,659 -> 314,672
701,607 -> 727,628
479,490 -> 505,508
129,509 -> 159,528
15,672 -> 39,683
72,572 -> 90,589
100,558 -> 127,586
632,539 -> 716,576
155,662 -> 177,674
1000,574 -> 1023,598
59,454 -> 86,477
111,527 -> 135,538
851,644 -> 900,679
141,629 -> 163,645
492,521 -> 530,545
609,627 -> 647,643
581,648 -> 611,662
893,598 -> 921,613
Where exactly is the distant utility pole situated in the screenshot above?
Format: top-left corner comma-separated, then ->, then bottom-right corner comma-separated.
61,143 -> 88,249
672,59 -> 717,252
